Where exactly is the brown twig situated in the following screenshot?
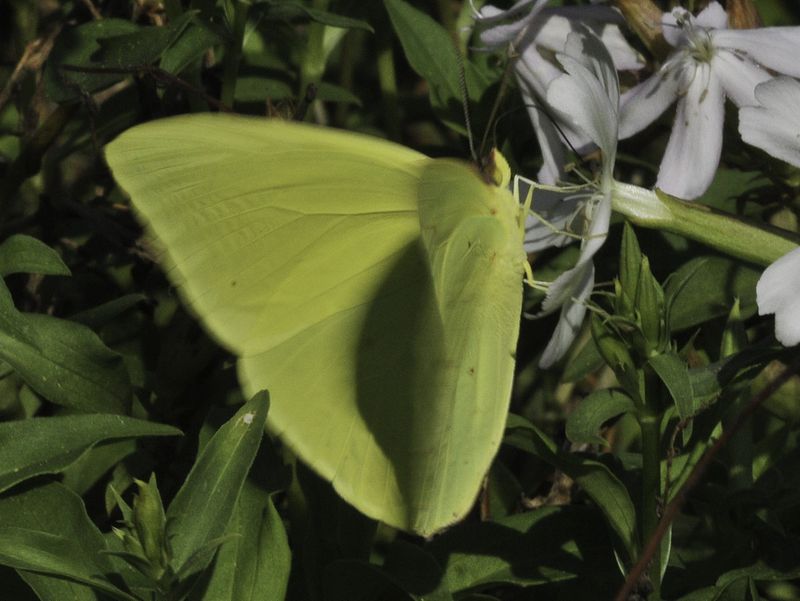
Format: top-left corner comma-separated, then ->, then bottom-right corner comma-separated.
0,27 -> 61,114
613,352 -> 800,601
80,0 -> 102,20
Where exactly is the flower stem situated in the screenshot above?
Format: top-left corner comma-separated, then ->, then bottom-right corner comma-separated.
612,182 -> 799,266
639,408 -> 662,594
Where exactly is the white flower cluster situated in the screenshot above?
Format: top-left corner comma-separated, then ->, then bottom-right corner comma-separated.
476,0 -> 800,364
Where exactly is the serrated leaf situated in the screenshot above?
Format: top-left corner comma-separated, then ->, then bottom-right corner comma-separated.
0,235 -> 70,277
166,391 -> 270,576
565,389 -> 636,446
0,414 -> 181,494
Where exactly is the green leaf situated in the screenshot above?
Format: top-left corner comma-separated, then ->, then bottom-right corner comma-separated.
0,280 -> 132,413
0,414 -> 181,494
0,482 -> 121,600
427,506 -> 618,592
667,256 -> 760,332
195,482 -> 291,601
565,389 -> 637,447
158,15 -> 222,75
166,391 -> 270,576
505,414 -> 638,561
95,12 -> 196,70
259,1 -> 374,32
44,19 -> 141,103
618,222 -> 642,317
69,294 -> 147,329
649,352 -> 694,420
0,528 -> 138,601
315,81 -> 363,105
384,0 -> 486,132
0,235 -> 70,277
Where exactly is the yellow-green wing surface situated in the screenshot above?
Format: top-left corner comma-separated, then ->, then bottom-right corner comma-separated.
106,114 -> 523,535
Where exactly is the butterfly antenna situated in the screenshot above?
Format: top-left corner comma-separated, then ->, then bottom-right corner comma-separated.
478,56 -> 516,160
455,49 -> 478,164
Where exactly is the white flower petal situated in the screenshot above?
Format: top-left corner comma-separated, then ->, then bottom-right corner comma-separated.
547,31 -> 619,159
595,22 -> 646,71
527,98 -> 569,185
581,192 -> 612,260
713,27 -> 800,78
711,49 -> 771,107
477,0 -> 549,47
662,9 -> 691,48
529,13 -> 574,51
532,9 -> 643,72
523,190 -> 586,252
694,1 -> 728,29
515,52 -> 572,184
539,262 -> 595,368
757,247 -> 800,346
618,64 -> 682,139
739,77 -> 800,169
546,5 -> 625,25
656,63 -> 724,199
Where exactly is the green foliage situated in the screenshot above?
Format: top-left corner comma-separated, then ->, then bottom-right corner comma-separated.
2,0 -> 800,600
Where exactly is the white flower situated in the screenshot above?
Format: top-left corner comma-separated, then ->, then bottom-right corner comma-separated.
524,29 -> 619,368
619,1 -> 800,200
476,0 -> 641,185
756,247 -> 800,347
739,76 -> 800,169
738,76 -> 800,346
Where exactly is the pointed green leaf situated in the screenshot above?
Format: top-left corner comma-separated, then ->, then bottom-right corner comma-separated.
44,19 -> 141,103
649,352 -> 694,419
166,391 -> 269,576
0,414 -> 181,494
0,528 -> 138,601
618,222 -> 642,317
0,279 -> 131,413
0,482 -> 120,601
195,482 -> 290,601
0,235 -> 69,277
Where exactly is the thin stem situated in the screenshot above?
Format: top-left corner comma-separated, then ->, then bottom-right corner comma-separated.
639,408 -> 662,595
220,0 -> 249,110
376,32 -> 401,141
299,0 -> 330,101
612,182 -> 799,267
